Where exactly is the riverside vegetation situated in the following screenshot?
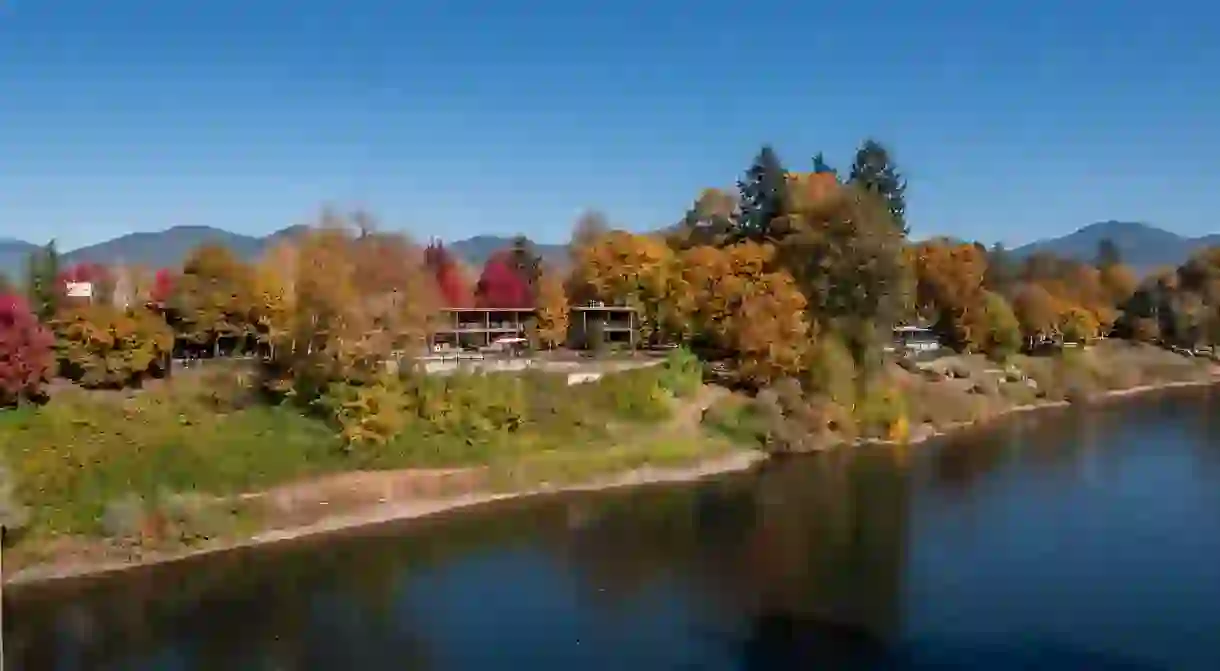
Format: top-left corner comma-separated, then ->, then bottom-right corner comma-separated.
3,140 -> 1220,572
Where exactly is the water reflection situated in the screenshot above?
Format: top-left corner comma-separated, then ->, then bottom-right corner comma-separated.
8,389 -> 1220,669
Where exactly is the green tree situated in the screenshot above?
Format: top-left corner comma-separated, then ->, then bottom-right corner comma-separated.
981,291 -> 1022,360
779,184 -> 913,368
25,240 -> 61,323
984,243 -> 1018,296
848,138 -> 907,235
811,152 -> 836,176
170,244 -> 257,357
736,145 -> 788,242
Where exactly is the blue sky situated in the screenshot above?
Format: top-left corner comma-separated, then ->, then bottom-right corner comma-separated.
1,0 -> 1217,250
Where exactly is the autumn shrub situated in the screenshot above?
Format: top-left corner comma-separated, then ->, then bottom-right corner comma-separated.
804,334 -> 857,407
657,346 -> 702,398
55,305 -> 173,389
319,373 -> 412,454
0,294 -> 55,406
404,372 -> 528,435
853,382 -> 908,439
580,368 -> 672,423
702,395 -> 769,448
749,378 -> 850,453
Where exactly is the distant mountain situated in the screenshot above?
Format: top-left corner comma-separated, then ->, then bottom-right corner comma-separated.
0,239 -> 40,279
61,226 -> 267,270
0,227 -> 567,278
1011,221 -> 1219,272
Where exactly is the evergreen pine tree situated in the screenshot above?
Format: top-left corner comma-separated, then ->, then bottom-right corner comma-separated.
735,145 -> 788,242
812,152 -> 836,176
24,241 -> 61,323
848,139 -> 908,235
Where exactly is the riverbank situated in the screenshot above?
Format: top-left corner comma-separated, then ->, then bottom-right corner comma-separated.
893,375 -> 1220,448
5,449 -> 765,587
3,362 -> 761,586
6,341 -> 1219,587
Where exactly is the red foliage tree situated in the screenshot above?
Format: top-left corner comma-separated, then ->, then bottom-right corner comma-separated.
425,241 -> 473,307
475,253 -> 533,308
0,294 -> 55,406
58,262 -> 109,285
151,268 -> 176,305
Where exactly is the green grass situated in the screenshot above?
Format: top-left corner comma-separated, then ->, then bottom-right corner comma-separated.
0,350 -> 709,541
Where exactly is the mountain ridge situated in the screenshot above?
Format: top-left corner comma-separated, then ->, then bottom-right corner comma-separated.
1010,220 -> 1219,272
0,221 -> 1213,279
0,228 -> 569,277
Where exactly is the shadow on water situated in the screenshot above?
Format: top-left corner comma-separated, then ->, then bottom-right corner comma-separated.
7,388 -> 1220,669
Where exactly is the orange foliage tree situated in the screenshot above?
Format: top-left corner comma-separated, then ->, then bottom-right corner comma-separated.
672,242 -> 811,385
911,240 -> 990,350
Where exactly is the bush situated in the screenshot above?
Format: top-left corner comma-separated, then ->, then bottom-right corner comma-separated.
0,294 -> 54,406
319,374 -> 412,454
657,346 -> 702,398
804,334 -> 857,407
750,378 -> 853,454
981,291 -> 1022,361
702,395 -> 770,447
854,382 -> 908,439
55,305 -> 173,389
582,368 -> 672,422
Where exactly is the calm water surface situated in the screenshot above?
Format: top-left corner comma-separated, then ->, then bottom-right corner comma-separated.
8,389 -> 1220,670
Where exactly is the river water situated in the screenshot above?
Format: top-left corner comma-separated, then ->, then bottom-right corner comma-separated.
8,388 -> 1220,670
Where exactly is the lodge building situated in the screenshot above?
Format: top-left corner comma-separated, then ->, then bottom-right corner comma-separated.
428,304 -> 639,351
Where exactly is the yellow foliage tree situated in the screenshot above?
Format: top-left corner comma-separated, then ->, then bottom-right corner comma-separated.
170,244 -> 257,357
265,217 -> 439,400
533,268 -> 569,349
568,230 -> 676,345
253,242 -> 298,359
